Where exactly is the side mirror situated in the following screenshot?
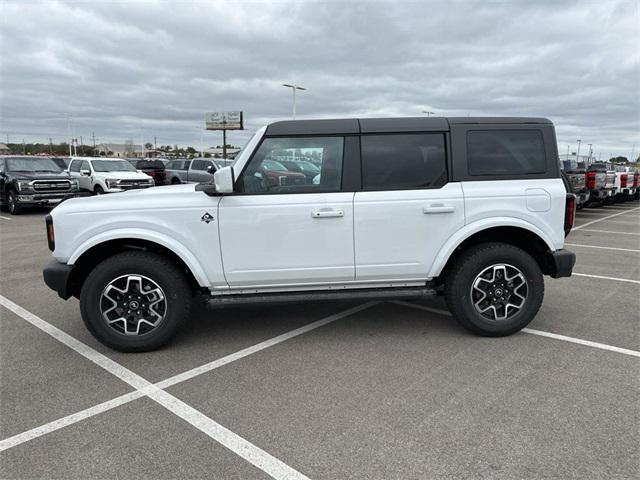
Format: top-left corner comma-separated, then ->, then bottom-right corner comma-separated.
214,166 -> 234,193
207,164 -> 215,173
80,169 -> 91,176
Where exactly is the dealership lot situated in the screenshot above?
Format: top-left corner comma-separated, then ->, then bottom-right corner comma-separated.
1,204 -> 639,479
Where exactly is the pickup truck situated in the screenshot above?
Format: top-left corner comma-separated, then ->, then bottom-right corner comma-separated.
614,168 -> 640,201
165,158 -> 217,185
585,163 -> 616,206
0,156 -> 79,214
43,117 -> 576,352
67,157 -> 154,194
563,168 -> 589,208
127,159 -> 167,186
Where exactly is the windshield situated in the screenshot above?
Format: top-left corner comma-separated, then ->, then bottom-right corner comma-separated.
92,160 -> 137,172
6,157 -> 62,173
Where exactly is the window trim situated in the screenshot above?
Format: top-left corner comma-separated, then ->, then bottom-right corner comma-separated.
233,134 -> 352,196
359,131 -> 450,192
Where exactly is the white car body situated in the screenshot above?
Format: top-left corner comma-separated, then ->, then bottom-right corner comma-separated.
50,122 -> 569,294
67,157 -> 154,194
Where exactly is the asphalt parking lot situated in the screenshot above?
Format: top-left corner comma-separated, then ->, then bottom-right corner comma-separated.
1,202 -> 639,479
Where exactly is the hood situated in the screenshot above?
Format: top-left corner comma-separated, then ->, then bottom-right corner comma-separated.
9,171 -> 72,181
95,171 -> 152,180
52,183 -> 200,215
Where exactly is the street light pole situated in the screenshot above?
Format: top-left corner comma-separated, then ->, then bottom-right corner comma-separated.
587,143 -> 593,165
282,84 -> 306,120
576,139 -> 582,165
422,111 -> 435,117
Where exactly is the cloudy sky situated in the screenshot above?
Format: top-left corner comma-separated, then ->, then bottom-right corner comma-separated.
1,0 -> 638,158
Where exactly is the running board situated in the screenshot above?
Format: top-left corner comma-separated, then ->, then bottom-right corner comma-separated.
206,286 -> 437,306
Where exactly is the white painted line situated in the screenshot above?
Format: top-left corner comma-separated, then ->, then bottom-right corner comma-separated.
521,328 -> 640,358
0,294 -> 314,479
565,243 -> 640,253
573,207 -> 640,231
0,215 -> 12,220
0,391 -> 145,452
573,272 -> 640,285
575,229 -> 640,236
584,219 -> 640,226
0,296 -> 376,462
391,301 -> 640,358
157,302 -> 377,389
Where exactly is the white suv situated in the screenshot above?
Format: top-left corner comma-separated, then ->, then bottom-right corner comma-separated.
67,157 -> 154,194
44,117 -> 576,352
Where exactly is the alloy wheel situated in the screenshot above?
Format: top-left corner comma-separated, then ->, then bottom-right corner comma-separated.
470,263 -> 527,321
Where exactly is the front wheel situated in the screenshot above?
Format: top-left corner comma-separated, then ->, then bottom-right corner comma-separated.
94,185 -> 105,195
7,191 -> 22,215
80,251 -> 192,352
444,243 -> 544,336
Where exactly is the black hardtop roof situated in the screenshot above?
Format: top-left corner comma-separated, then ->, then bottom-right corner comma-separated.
265,117 -> 553,136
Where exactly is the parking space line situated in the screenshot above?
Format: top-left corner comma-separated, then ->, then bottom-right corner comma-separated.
0,294 -> 317,479
565,243 -> 640,253
573,272 -> 640,284
0,295 -> 377,469
575,229 -> 640,236
573,207 -> 640,231
391,300 -> 640,358
582,219 -> 640,226
0,215 -> 12,220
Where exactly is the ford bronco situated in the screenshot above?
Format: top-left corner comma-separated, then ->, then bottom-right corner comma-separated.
43,117 -> 576,351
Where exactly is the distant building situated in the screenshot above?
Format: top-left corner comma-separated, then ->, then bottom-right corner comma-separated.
95,143 -> 144,158
202,147 -> 241,159
0,143 -> 11,154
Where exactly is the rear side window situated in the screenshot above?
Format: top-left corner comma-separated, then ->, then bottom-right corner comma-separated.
361,133 -> 447,190
191,160 -> 206,170
467,130 -> 546,175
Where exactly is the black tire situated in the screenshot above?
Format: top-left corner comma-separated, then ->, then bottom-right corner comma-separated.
94,185 -> 105,195
7,190 -> 22,215
80,251 -> 192,352
444,242 -> 544,337
171,177 -> 181,185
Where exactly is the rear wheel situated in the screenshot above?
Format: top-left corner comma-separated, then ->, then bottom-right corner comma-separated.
94,185 -> 105,195
80,251 -> 192,352
7,190 -> 22,215
444,243 -> 544,336
171,177 -> 181,185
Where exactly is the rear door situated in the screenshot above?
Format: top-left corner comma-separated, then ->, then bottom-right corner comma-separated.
218,135 -> 355,287
353,132 -> 464,281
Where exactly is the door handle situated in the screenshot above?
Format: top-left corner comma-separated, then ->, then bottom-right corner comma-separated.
311,208 -> 344,218
423,204 -> 455,214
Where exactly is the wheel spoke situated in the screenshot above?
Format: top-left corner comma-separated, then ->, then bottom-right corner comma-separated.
470,263 -> 528,322
100,274 -> 167,336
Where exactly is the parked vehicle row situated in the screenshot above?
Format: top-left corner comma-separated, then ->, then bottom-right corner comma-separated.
561,161 -> 639,207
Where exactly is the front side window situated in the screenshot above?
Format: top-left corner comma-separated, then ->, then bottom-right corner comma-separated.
238,136 -> 344,194
69,159 -> 81,172
191,160 -> 206,171
467,130 -> 546,175
361,133 -> 447,190
80,160 -> 91,172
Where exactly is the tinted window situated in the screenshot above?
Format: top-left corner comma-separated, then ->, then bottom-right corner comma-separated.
467,130 -> 546,175
191,160 -> 206,170
80,160 -> 90,171
239,136 -> 344,194
69,159 -> 81,172
361,133 -> 447,190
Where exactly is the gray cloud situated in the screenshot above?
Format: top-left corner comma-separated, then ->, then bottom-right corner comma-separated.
1,0 -> 638,158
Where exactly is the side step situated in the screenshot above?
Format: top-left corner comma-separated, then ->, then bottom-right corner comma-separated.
206,286 -> 437,306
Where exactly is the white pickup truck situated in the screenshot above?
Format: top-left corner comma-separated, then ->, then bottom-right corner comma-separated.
43,117 -> 576,352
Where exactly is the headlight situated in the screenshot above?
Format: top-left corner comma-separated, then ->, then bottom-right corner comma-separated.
69,179 -> 79,189
17,180 -> 33,191
105,178 -> 120,189
147,178 -> 155,185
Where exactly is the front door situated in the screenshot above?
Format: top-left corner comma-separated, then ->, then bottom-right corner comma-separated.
218,135 -> 354,287
354,132 -> 464,281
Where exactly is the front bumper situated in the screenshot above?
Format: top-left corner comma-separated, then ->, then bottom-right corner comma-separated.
43,260 -> 74,299
549,249 -> 576,279
17,192 -> 78,205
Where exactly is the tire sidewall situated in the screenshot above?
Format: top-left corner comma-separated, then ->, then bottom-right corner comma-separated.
80,253 -> 190,351
452,245 -> 543,335
8,191 -> 21,214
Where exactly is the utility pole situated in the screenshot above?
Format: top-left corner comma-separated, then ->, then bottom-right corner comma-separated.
154,136 -> 157,150
282,84 -> 306,119
587,143 -> 592,166
222,119 -> 227,159
566,145 -> 570,161
576,139 -> 582,165
91,132 -> 96,148
80,136 -> 84,156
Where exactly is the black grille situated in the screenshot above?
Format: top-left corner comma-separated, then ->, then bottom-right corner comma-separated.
33,180 -> 72,192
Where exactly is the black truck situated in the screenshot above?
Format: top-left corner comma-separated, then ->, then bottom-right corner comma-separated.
0,156 -> 80,214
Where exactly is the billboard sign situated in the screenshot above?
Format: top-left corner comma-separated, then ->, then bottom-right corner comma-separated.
205,111 -> 243,130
